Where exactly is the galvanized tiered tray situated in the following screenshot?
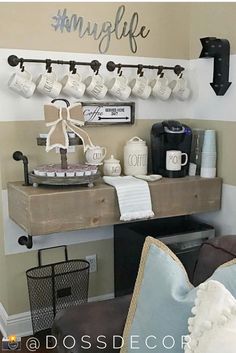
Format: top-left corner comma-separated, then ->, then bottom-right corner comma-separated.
29,171 -> 100,187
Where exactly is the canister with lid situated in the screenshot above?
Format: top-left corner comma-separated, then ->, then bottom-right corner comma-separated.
103,155 -> 121,176
124,137 -> 148,175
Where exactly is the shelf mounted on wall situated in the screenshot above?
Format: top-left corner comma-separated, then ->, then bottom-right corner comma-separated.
200,37 -> 231,96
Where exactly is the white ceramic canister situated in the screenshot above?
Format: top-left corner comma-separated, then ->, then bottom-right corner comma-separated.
103,155 -> 121,176
124,137 -> 148,176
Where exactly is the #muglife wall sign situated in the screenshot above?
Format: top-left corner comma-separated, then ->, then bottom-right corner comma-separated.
51,5 -> 151,54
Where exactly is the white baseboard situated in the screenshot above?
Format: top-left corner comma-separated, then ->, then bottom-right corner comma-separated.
0,292 -> 114,337
0,304 -> 7,337
0,303 -> 32,337
88,292 -> 114,303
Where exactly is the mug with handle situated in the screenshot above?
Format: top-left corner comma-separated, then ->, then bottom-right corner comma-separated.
150,73 -> 172,101
85,145 -> 107,165
36,70 -> 62,98
166,150 -> 188,171
107,74 -> 131,100
169,74 -> 190,101
84,74 -> 107,100
8,69 -> 36,98
61,71 -> 86,98
129,72 -> 151,100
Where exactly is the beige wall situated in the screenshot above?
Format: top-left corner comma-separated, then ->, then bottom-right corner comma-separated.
0,2 -> 189,59
5,239 -> 114,315
190,2 -> 236,58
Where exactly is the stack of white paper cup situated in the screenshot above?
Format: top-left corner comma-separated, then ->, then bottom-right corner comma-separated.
200,130 -> 217,178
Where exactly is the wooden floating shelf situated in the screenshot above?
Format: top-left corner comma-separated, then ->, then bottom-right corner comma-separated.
7,176 -> 222,237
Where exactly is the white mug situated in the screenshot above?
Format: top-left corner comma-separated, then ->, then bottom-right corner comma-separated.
85,145 -> 107,165
107,75 -> 131,100
129,76 -> 151,99
150,74 -> 172,100
8,70 -> 36,98
166,150 -> 188,171
36,71 -> 62,98
84,74 -> 107,100
61,72 -> 86,98
169,74 -> 190,101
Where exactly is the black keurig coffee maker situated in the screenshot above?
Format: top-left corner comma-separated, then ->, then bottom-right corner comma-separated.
151,120 -> 192,178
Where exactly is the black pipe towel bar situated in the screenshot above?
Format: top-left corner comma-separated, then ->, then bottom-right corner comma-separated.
8,55 -> 101,73
106,61 -> 185,75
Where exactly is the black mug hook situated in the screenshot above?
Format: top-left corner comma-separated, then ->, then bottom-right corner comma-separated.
69,61 -> 77,74
157,65 -> 164,76
117,64 -> 123,76
20,59 -> 25,72
46,59 -> 52,73
137,64 -> 144,77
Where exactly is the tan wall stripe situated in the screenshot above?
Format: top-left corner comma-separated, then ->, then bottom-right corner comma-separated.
1,119 -> 235,187
0,2 -> 189,59
0,119 -> 161,189
190,3 -> 236,58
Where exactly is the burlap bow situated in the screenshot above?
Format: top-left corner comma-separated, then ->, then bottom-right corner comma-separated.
44,103 -> 94,152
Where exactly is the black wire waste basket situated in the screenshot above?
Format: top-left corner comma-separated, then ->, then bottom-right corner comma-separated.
26,245 -> 90,334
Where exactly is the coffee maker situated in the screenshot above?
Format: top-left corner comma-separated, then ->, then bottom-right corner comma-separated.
151,120 -> 192,178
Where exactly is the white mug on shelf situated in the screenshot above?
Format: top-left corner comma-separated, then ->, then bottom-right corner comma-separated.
166,150 -> 188,171
107,75 -> 131,100
169,74 -> 190,101
8,69 -> 36,98
36,71 -> 62,98
129,75 -> 151,99
61,72 -> 86,98
84,74 -> 107,100
150,73 -> 172,100
85,145 -> 107,165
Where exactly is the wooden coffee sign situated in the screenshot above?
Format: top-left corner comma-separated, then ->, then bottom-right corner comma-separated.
51,5 -> 150,54
82,102 -> 135,125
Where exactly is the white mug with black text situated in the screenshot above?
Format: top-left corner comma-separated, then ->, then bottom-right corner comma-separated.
84,74 -> 107,100
36,71 -> 62,98
61,72 -> 86,98
107,75 -> 131,100
8,70 -> 36,98
166,150 -> 188,171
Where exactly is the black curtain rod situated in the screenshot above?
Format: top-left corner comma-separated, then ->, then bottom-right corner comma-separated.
8,55 -> 101,72
106,61 -> 185,75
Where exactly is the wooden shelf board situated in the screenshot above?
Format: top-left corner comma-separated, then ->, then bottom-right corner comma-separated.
7,176 -> 222,236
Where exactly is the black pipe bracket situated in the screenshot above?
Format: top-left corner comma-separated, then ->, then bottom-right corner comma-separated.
18,235 -> 33,249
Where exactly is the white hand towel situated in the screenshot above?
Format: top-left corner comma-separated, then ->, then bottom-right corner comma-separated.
103,176 -> 154,221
